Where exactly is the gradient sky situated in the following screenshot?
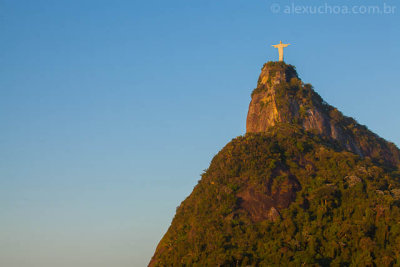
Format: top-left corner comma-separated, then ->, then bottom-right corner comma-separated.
1,0 -> 399,266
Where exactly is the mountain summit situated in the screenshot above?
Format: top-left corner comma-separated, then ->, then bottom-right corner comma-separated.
150,62 -> 400,266
247,62 -> 400,168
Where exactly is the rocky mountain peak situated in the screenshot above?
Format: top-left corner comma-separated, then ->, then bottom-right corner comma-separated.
247,61 -> 400,168
256,61 -> 298,88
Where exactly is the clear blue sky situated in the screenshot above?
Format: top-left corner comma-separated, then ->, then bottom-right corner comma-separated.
1,0 -> 399,266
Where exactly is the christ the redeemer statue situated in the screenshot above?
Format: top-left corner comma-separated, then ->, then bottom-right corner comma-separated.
272,41 -> 290,62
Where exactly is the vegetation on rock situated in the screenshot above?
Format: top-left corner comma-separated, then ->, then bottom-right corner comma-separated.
150,62 -> 400,266
150,125 -> 400,266
247,62 -> 400,168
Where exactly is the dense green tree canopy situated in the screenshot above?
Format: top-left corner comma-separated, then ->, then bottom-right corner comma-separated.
150,125 -> 400,266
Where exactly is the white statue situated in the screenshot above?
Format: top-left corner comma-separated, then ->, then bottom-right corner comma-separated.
272,41 -> 290,62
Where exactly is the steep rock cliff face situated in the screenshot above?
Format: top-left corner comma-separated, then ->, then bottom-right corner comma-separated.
247,62 -> 400,168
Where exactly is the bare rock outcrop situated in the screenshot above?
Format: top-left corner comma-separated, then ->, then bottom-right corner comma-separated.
246,62 -> 400,168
